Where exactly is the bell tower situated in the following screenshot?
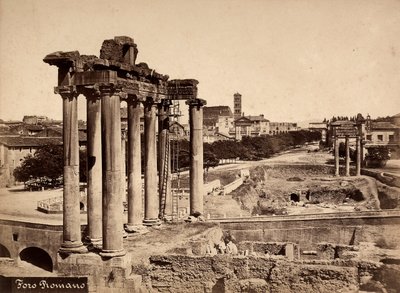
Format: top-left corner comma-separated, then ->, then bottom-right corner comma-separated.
233,92 -> 242,120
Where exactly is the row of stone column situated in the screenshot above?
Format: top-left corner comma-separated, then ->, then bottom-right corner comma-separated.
334,136 -> 361,177
56,85 -> 205,257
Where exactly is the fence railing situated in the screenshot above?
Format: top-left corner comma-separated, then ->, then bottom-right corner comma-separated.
37,196 -> 63,213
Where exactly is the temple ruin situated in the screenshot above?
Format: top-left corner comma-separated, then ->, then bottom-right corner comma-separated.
43,36 -> 206,258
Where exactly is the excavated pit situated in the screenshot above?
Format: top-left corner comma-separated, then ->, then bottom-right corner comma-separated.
131,223 -> 400,293
230,165 -> 398,216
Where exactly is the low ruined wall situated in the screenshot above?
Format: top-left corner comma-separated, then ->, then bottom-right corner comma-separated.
148,255 -> 359,293
0,220 -> 63,270
204,180 -> 221,195
223,177 -> 243,194
217,211 -> 400,250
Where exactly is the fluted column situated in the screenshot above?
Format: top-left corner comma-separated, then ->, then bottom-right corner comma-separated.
143,97 -> 159,226
345,136 -> 350,176
158,100 -> 171,220
187,99 -> 206,216
99,85 -> 126,257
57,85 -> 86,254
84,86 -> 102,247
334,137 -> 340,177
126,98 -> 143,231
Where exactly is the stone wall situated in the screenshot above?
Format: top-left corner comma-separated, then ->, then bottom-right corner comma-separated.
0,220 -> 63,270
218,212 -> 400,250
148,255 -> 360,293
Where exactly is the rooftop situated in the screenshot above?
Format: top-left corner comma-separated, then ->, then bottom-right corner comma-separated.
372,121 -> 400,130
0,136 -> 62,147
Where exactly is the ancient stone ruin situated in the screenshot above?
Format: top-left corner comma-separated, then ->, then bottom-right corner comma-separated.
43,36 -> 206,258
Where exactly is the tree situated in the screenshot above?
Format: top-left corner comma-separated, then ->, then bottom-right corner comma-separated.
14,144 -> 63,182
365,146 -> 391,168
13,144 -> 87,183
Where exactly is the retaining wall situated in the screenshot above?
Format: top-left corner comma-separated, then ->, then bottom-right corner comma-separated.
216,211 -> 400,250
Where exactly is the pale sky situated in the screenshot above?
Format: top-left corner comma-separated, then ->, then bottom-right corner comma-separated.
0,0 -> 399,123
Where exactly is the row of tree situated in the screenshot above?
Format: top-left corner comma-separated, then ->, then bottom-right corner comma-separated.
176,130 -> 321,170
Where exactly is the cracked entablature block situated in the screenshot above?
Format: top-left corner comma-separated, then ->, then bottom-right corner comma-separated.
43,51 -> 81,67
100,36 -> 138,65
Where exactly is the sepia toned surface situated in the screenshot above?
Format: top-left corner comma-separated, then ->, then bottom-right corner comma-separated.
0,1 -> 400,292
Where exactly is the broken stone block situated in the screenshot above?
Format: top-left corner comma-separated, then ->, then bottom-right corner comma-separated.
100,36 -> 138,65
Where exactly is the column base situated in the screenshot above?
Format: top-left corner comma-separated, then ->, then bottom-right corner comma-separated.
99,248 -> 126,258
143,218 -> 161,226
84,236 -> 102,245
84,237 -> 102,251
125,224 -> 149,234
59,241 -> 87,254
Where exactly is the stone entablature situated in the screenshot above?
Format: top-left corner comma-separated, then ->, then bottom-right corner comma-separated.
43,37 -> 198,102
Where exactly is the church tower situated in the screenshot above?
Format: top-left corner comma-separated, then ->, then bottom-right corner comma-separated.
233,92 -> 242,119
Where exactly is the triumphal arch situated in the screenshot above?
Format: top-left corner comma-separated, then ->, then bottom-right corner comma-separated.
44,36 -> 206,258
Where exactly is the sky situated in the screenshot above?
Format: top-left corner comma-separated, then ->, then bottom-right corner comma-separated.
0,0 -> 399,124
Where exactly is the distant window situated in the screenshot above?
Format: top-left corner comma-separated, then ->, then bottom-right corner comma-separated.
377,135 -> 383,141
366,135 -> 372,141
389,135 -> 394,142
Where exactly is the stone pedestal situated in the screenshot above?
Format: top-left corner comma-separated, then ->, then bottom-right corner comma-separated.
57,86 -> 86,254
56,252 -> 144,292
187,99 -> 206,216
143,98 -> 160,226
100,86 -> 126,257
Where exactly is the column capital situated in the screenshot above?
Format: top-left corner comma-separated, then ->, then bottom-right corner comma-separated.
126,95 -> 143,106
80,84 -> 101,101
186,98 -> 206,108
99,84 -> 128,99
142,96 -> 160,108
55,85 -> 78,98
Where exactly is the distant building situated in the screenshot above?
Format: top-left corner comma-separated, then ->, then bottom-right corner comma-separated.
0,136 -> 63,187
308,122 -> 328,142
22,115 -> 48,125
203,105 -> 236,140
233,115 -> 270,140
364,114 -> 400,158
169,121 -> 187,139
269,122 -> 298,135
203,106 -> 233,129
216,116 -> 235,136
